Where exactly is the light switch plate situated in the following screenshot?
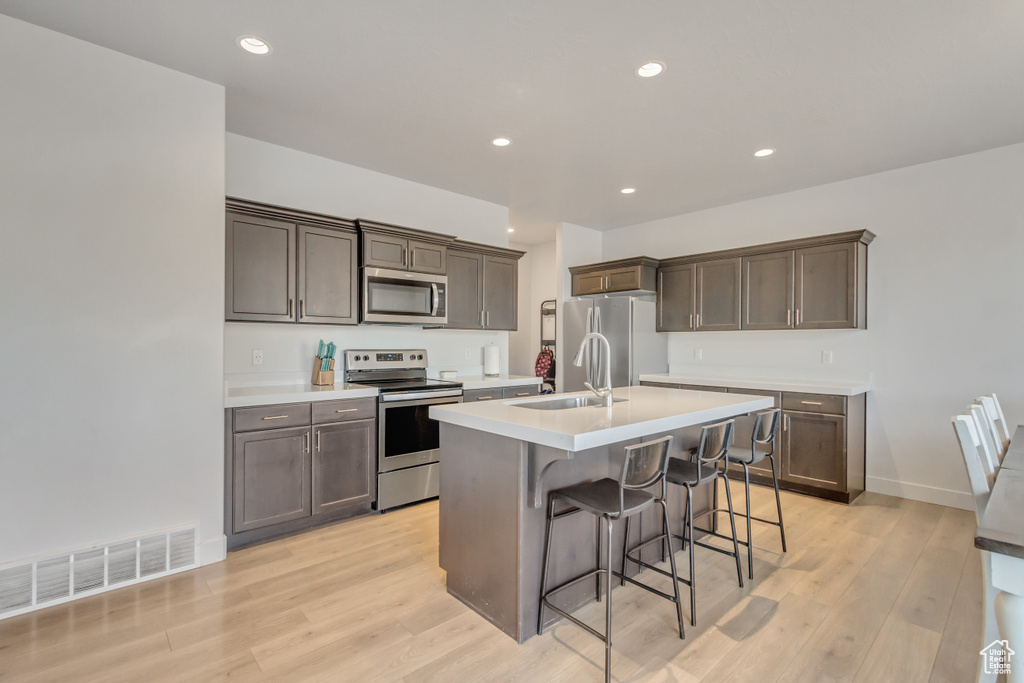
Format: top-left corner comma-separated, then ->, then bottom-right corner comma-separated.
821,350 -> 833,365
252,349 -> 264,365
694,348 -> 703,361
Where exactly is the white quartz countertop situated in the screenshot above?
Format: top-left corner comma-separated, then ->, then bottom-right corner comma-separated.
638,373 -> 870,396
455,375 -> 543,390
224,383 -> 378,408
429,386 -> 773,451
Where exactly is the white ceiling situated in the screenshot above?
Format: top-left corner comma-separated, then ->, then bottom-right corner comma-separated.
2,1 -> 1023,244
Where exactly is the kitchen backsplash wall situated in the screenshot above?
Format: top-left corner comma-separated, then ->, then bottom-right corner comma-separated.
225,322 -> 508,383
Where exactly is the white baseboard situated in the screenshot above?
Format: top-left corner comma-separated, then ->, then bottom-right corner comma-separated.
866,475 -> 975,511
199,534 -> 227,565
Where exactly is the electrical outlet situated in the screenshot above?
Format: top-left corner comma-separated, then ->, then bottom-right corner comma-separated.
694,348 -> 703,361
465,348 -> 472,360
822,350 -> 833,365
252,349 -> 263,365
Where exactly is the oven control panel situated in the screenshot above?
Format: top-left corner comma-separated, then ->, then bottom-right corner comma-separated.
345,349 -> 428,371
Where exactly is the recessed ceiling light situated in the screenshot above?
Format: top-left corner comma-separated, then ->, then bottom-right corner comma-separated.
636,62 -> 665,78
508,228 -> 515,233
754,148 -> 775,157
492,138 -> 511,147
621,188 -> 636,194
238,36 -> 271,55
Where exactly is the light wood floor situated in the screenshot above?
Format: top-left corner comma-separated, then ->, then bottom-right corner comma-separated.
0,487 -> 982,682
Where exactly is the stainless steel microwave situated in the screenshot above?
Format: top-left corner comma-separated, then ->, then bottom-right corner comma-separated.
362,267 -> 447,324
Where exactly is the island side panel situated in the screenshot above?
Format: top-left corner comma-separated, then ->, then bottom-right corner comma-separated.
438,423 -> 525,640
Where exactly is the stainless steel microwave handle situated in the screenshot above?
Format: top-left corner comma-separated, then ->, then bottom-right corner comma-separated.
431,283 -> 439,315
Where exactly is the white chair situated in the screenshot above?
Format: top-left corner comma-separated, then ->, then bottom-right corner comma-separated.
976,395 -> 1011,454
952,415 -> 1000,683
967,404 -> 1001,480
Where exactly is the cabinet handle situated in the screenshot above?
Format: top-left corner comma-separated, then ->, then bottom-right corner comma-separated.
787,309 -> 791,326
300,299 -> 305,319
304,432 -> 310,453
485,311 -> 490,327
784,415 -> 790,431
287,299 -> 293,317
689,313 -> 693,329
262,415 -> 289,420
402,247 -> 407,266
476,396 -> 491,401
335,408 -> 358,413
480,311 -> 485,327
316,430 -> 321,452
800,401 -> 822,406
796,309 -> 801,325
516,392 -> 530,396
696,313 -> 701,328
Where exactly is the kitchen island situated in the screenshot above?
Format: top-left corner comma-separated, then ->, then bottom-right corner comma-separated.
429,385 -> 773,643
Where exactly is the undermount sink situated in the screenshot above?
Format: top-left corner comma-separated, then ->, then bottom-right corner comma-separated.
513,395 -> 628,410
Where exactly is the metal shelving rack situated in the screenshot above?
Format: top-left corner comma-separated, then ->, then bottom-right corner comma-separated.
539,300 -> 556,392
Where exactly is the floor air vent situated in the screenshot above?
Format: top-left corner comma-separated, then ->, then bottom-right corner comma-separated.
0,524 -> 199,621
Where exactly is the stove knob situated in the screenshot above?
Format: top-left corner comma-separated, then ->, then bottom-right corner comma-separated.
363,355 -> 370,361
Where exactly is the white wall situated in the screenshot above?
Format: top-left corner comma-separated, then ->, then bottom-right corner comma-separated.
508,241 -> 557,376
602,143 -> 1024,509
225,134 -> 512,378
554,223 -> 604,390
0,16 -> 226,564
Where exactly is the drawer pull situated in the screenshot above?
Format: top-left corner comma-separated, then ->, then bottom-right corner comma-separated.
516,392 -> 531,396
262,415 -> 289,420
336,408 -> 359,413
477,396 -> 491,401
800,401 -> 823,406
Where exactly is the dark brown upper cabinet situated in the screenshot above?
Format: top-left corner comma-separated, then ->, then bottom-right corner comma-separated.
355,219 -> 455,275
226,199 -> 358,325
695,257 -> 741,331
657,230 -> 873,332
444,241 -> 524,331
569,257 -> 658,297
656,264 -> 695,332
742,251 -> 795,330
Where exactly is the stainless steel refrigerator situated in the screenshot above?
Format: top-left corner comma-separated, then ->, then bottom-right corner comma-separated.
563,297 -> 668,392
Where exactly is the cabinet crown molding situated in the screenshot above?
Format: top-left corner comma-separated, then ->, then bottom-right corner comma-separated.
355,218 -> 456,245
451,239 -> 526,260
568,256 -> 659,275
226,197 -> 356,232
658,230 -> 874,269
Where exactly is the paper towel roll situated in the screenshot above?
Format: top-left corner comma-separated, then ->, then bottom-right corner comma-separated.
483,345 -> 500,376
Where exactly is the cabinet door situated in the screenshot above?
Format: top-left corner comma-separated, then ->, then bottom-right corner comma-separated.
573,271 -> 606,296
226,212 -> 296,322
742,251 -> 794,330
312,418 -> 376,514
656,265 -> 695,332
695,257 -> 741,331
605,266 -> 641,292
232,427 -> 310,533
483,255 -> 518,330
781,411 -> 846,492
362,233 -> 408,270
795,243 -> 856,329
408,240 -> 447,275
297,226 -> 357,325
445,250 -> 484,329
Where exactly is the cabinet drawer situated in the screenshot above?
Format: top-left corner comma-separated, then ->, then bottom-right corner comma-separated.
464,388 -> 502,402
312,397 -> 377,424
782,392 -> 846,415
234,403 -> 311,432
502,384 -> 539,399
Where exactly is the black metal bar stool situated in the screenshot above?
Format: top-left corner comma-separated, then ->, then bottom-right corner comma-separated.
727,408 -> 786,580
538,435 -> 684,683
621,419 -> 743,627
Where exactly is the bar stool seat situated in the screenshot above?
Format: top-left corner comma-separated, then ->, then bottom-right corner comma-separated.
667,458 -> 719,484
725,444 -> 767,464
558,478 -> 655,518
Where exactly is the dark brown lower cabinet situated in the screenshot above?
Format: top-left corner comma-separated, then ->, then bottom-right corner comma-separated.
638,381 -> 866,503
313,419 -> 375,515
226,398 -> 376,549
232,426 -> 311,533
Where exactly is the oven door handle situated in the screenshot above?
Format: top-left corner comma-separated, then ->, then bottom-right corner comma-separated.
380,389 -> 464,402
431,283 -> 439,316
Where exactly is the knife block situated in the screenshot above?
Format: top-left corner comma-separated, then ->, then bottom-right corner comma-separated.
311,357 -> 335,386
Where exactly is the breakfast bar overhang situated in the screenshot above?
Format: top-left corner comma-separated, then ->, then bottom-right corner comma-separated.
430,386 -> 773,643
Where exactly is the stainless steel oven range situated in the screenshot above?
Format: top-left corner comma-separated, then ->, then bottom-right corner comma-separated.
344,349 -> 462,511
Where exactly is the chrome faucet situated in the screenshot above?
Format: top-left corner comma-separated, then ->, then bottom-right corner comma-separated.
572,332 -> 613,407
